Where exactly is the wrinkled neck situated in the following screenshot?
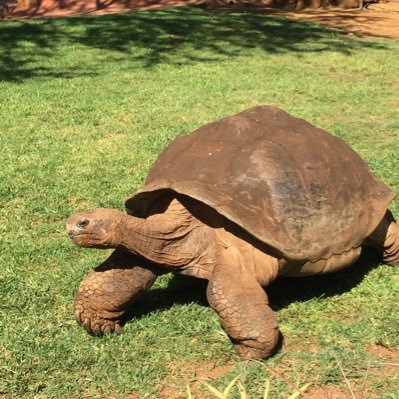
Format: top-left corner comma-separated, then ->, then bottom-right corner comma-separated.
117,199 -> 200,267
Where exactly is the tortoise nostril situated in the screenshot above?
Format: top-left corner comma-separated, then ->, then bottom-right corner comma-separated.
77,219 -> 89,229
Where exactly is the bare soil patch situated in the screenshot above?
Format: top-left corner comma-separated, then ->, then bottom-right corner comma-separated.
8,0 -> 399,40
367,344 -> 399,375
262,1 -> 399,39
307,385 -> 355,398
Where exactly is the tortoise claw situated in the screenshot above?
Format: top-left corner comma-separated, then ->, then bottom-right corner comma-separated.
82,318 -> 92,334
102,325 -> 112,335
74,308 -> 83,326
114,323 -> 123,335
92,324 -> 102,336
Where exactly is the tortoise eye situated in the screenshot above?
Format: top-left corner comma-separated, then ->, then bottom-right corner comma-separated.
77,219 -> 89,228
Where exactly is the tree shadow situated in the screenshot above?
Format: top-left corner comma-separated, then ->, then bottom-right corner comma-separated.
0,6 -> 388,82
125,247 -> 384,324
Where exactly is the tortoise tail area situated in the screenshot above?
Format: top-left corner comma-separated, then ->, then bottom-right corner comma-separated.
369,210 -> 399,265
382,213 -> 399,265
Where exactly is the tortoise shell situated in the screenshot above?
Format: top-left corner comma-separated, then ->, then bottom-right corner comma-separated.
125,106 -> 395,262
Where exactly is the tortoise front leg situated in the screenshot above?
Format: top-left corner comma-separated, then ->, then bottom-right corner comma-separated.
74,249 -> 157,335
206,251 -> 280,359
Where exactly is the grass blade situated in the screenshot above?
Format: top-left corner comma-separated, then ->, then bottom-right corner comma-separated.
287,382 -> 313,399
187,384 -> 194,399
334,353 -> 356,399
223,375 -> 241,397
262,363 -> 311,399
263,379 -> 270,399
201,381 -> 226,399
236,378 -> 248,399
359,360 -> 371,399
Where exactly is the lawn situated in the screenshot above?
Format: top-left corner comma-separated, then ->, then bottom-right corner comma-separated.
0,6 -> 398,399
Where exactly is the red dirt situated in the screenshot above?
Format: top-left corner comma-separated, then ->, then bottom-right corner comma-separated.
8,0 -> 399,40
263,1 -> 399,39
11,0 -> 204,17
367,344 -> 399,375
307,385 -> 355,398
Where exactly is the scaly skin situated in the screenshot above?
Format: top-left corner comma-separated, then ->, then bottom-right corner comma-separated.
383,224 -> 399,265
206,249 -> 280,359
369,211 -> 399,265
74,249 -> 157,335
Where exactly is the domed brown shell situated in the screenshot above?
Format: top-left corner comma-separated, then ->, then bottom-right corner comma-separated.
125,106 -> 395,262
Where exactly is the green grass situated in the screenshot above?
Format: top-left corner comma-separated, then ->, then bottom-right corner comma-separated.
1,6 -> 399,399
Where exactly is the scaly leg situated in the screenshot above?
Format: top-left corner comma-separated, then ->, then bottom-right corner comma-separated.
74,249 -> 157,335
368,210 -> 399,266
206,250 -> 280,359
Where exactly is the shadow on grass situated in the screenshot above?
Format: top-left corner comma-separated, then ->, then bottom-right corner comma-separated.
0,6 -> 388,82
267,247 -> 382,310
126,247 -> 383,323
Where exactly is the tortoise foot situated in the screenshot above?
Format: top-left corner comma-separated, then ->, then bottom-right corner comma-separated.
74,249 -> 157,336
74,296 -> 124,336
233,334 -> 281,360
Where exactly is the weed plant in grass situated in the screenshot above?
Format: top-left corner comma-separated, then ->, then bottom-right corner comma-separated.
1,6 -> 399,399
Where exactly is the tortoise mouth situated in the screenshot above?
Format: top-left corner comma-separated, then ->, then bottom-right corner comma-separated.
67,225 -> 88,239
67,227 -> 98,241
67,228 -> 78,238
68,230 -> 106,248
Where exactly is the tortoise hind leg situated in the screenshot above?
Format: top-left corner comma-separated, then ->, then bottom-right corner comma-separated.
206,250 -> 280,359
368,210 -> 399,265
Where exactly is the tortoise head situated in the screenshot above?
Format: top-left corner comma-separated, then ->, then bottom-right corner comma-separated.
67,208 -> 125,248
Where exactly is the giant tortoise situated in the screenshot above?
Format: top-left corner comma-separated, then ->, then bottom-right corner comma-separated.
67,105 -> 399,359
